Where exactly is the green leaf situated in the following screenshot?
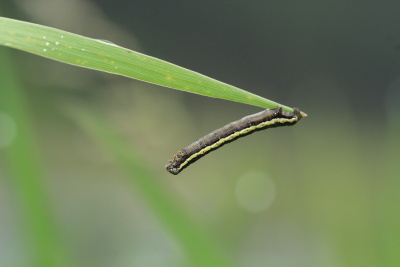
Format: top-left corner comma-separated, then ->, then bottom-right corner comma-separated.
0,16 -> 295,112
0,47 -> 69,267
66,105 -> 235,267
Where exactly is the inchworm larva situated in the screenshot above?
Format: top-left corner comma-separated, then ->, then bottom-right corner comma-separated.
166,107 -> 304,175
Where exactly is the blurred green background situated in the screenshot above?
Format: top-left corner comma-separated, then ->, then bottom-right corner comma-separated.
1,1 -> 400,266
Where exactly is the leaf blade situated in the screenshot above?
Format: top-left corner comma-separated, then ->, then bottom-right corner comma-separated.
0,16 -> 294,112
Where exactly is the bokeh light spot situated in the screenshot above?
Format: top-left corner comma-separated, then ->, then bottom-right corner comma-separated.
235,171 -> 276,214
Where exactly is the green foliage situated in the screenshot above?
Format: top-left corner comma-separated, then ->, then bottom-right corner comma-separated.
0,16 -> 294,112
67,106 -> 234,267
0,47 -> 69,267
0,16 -> 239,267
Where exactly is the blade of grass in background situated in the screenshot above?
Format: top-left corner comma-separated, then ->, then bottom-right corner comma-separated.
381,115 -> 400,265
66,105 -> 235,267
0,16 -> 295,112
0,47 -> 69,267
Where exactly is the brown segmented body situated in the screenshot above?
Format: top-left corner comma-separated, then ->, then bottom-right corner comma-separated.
166,107 -> 304,175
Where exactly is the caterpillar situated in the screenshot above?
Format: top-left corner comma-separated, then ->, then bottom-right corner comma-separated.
166,107 -> 305,175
